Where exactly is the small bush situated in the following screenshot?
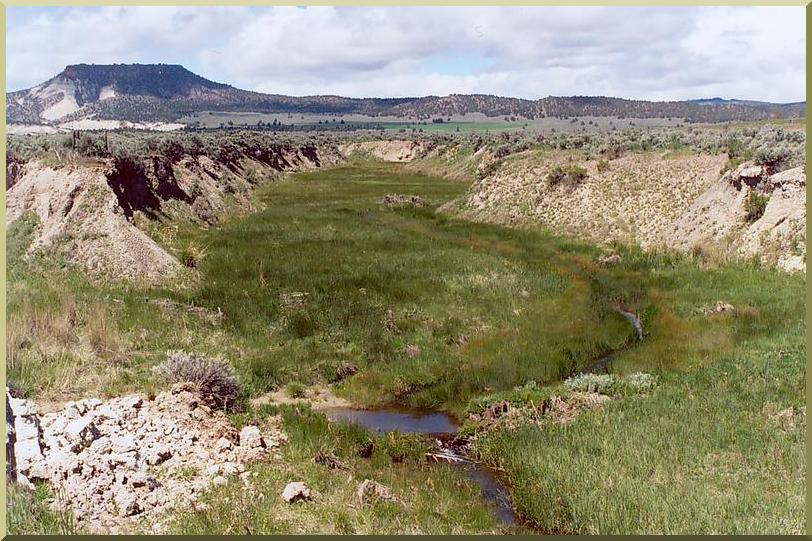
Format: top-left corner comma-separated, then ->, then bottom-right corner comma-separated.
546,165 -> 588,189
753,146 -> 789,172
625,372 -> 657,393
564,373 -> 616,394
744,192 -> 769,223
596,159 -> 610,173
154,351 -> 241,411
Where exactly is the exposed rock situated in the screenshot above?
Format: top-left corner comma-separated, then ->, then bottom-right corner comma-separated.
5,386 -> 286,533
239,426 -> 264,449
314,451 -> 347,470
381,194 -> 427,208
702,301 -> 735,315
281,481 -> 312,503
340,140 -> 425,162
356,479 -> 395,505
598,251 -> 622,266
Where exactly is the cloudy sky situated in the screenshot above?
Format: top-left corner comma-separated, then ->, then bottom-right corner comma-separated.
7,6 -> 806,102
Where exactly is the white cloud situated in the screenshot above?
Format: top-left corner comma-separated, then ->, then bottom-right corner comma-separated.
7,6 -> 805,102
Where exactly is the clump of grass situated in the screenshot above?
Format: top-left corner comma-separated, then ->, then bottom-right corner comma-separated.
286,381 -> 306,398
744,192 -> 769,223
179,241 -> 208,268
154,351 -> 241,411
7,483 -> 84,535
596,159 -> 610,173
546,164 -> 588,189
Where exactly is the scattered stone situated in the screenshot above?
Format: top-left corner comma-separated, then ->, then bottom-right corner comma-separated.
380,194 -> 427,208
314,451 -> 347,470
280,291 -> 308,310
5,386 -> 287,533
114,490 -> 142,517
239,426 -> 264,449
281,482 -> 312,503
356,479 -> 395,505
212,476 -> 228,487
702,301 -> 736,316
215,437 -> 232,451
598,251 -> 622,266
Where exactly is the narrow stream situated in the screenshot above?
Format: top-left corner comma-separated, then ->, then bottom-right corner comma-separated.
324,407 -> 519,526
323,306 -> 645,529
580,307 -> 644,375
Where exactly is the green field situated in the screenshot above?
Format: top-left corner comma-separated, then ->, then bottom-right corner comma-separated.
7,159 -> 805,534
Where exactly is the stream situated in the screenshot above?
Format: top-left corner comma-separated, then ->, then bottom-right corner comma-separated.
323,307 -> 645,529
324,407 -> 519,526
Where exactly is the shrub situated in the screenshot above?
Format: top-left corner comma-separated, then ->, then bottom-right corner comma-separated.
546,164 -> 588,189
153,351 -> 241,411
625,372 -> 657,393
596,159 -> 610,173
753,146 -> 789,172
564,373 -> 616,394
744,192 -> 769,223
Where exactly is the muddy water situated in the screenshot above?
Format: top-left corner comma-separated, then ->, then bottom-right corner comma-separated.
324,407 -> 519,526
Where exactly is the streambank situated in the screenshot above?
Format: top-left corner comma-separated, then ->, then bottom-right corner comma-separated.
323,407 -> 520,528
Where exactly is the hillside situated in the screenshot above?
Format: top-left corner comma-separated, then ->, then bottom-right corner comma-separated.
7,64 -> 806,127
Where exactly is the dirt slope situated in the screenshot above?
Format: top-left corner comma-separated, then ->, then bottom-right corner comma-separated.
451,150 -> 805,271
7,144 -> 344,282
7,161 -> 180,282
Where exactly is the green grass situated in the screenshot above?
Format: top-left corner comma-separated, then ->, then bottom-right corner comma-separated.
470,250 -> 805,534
6,483 -> 85,535
165,159 -> 642,410
165,403 -> 509,534
6,158 -> 805,534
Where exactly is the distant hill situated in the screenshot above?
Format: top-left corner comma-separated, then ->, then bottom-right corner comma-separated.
7,63 -> 806,126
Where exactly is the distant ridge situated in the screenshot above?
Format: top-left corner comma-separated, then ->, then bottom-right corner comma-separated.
7,63 -> 806,125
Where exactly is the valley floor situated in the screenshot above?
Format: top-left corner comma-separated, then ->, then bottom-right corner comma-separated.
7,160 -> 805,534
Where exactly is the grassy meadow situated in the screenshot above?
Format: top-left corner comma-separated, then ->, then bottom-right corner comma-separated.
6,158 -> 805,534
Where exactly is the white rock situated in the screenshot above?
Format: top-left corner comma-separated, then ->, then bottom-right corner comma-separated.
111,434 -> 137,454
120,396 -> 144,410
64,416 -> 101,450
14,414 -> 42,442
239,426 -> 264,448
215,437 -> 232,450
281,481 -> 312,503
212,475 -> 228,487
114,489 -> 142,516
14,438 -> 44,474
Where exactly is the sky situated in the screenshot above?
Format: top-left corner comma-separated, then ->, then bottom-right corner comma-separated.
6,6 -> 806,102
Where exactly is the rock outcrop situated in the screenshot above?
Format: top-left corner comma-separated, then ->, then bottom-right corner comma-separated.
669,163 -> 806,271
6,384 -> 287,533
